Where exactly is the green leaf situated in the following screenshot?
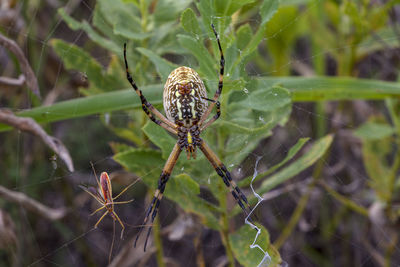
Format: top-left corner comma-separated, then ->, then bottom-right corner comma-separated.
96,0 -> 149,41
113,148 -> 165,187
354,122 -> 395,140
142,121 -> 176,159
265,6 -> 300,75
50,39 -> 123,93
231,0 -> 279,69
136,47 -> 178,81
114,15 -> 152,40
215,0 -> 256,17
236,23 -> 253,51
258,134 -> 333,194
355,117 -> 393,201
358,27 -> 400,58
257,76 -> 400,101
165,174 -> 220,229
229,224 -> 281,267
386,98 -> 400,135
109,142 -> 134,154
177,34 -> 216,79
239,138 -> 310,187
58,8 -> 120,54
235,86 -> 291,112
260,0 -> 280,25
181,8 -> 201,36
196,0 -> 214,34
0,85 -> 163,132
361,138 -> 392,201
219,83 -> 292,164
8,76 -> 400,133
154,0 -> 192,23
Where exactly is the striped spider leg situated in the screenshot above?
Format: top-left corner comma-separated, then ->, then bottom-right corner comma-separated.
124,24 -> 252,251
81,169 -> 136,239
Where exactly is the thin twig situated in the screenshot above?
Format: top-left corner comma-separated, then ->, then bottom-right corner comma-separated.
0,185 -> 66,221
0,33 -> 40,98
0,74 -> 25,87
0,109 -> 74,172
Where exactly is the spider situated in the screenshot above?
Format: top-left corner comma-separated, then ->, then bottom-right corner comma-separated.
81,167 -> 136,239
124,24 -> 252,251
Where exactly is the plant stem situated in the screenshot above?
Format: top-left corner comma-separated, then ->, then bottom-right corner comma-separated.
219,192 -> 235,267
274,143 -> 330,249
384,232 -> 398,267
319,181 -> 368,216
273,180 -> 315,249
153,215 -> 165,267
386,145 -> 400,215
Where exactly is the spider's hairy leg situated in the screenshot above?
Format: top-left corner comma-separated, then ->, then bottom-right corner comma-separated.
199,24 -> 225,127
200,97 -> 221,131
112,211 -> 126,239
199,140 -> 253,216
134,143 -> 182,251
123,43 -> 178,135
94,210 -> 109,229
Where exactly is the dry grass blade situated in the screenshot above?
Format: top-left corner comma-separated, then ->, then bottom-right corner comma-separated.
0,109 -> 74,172
0,185 -> 67,221
0,74 -> 25,87
0,33 -> 40,98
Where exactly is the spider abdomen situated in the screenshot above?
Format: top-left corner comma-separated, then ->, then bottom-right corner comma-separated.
163,66 -> 208,127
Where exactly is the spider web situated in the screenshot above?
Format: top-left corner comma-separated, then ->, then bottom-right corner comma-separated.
1,0 -> 399,266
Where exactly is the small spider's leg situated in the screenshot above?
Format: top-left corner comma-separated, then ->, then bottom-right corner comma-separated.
94,210 -> 109,229
112,211 -> 126,239
79,185 -> 104,205
134,143 -> 182,251
199,140 -> 253,216
199,24 -> 224,127
113,199 -> 134,205
123,43 -> 178,135
200,97 -> 221,131
90,205 -> 107,216
90,162 -> 103,191
113,179 -> 140,200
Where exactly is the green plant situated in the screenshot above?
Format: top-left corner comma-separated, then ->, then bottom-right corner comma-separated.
2,0 -> 400,266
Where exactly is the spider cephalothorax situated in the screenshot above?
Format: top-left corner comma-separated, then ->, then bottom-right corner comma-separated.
124,24 -> 253,251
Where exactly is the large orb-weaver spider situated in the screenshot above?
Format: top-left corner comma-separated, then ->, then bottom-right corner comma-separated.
124,24 -> 252,251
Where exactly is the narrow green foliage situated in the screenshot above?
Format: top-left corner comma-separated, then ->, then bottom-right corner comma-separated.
354,121 -> 395,140
229,224 -> 281,267
142,121 -> 176,159
136,47 -> 178,81
240,138 -> 310,187
258,134 -> 333,195
258,77 -> 400,101
181,8 -> 202,36
166,174 -> 220,229
177,34 -> 216,79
